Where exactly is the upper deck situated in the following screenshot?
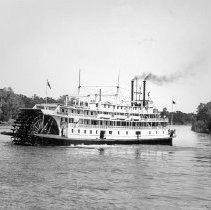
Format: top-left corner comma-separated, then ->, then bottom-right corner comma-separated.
33,78 -> 169,124
33,100 -> 168,124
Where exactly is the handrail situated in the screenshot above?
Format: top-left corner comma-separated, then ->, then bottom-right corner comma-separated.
57,112 -> 168,122
70,123 -> 167,130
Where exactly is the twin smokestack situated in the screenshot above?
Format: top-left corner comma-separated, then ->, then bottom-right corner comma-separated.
131,79 -> 146,107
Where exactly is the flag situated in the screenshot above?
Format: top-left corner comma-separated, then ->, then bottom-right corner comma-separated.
172,100 -> 176,104
47,80 -> 51,89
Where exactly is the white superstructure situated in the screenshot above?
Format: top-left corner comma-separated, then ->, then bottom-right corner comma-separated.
33,79 -> 171,142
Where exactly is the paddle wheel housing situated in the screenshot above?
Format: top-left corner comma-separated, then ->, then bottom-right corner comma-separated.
12,109 -> 59,145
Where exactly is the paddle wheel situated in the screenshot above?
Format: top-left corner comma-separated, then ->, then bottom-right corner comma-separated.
12,109 -> 59,145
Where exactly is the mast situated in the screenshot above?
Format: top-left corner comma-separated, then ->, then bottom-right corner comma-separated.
143,80 -> 146,107
131,80 -> 134,106
117,73 -> 120,95
116,73 -> 120,104
99,89 -> 102,102
171,101 -> 174,127
135,78 -> 138,102
78,69 -> 81,96
45,79 -> 48,105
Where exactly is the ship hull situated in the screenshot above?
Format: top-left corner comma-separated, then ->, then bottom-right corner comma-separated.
32,134 -> 172,146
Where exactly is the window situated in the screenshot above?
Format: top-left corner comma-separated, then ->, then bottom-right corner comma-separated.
126,131 -> 128,135
62,109 -> 64,112
65,118 -> 68,122
61,118 -> 63,122
104,104 -> 106,108
118,131 -> 120,135
72,129 -> 74,133
149,131 -> 151,135
91,120 -> 97,125
109,131 -> 112,134
96,130 -> 98,134
84,130 -> 86,134
69,118 -> 72,123
90,130 -> 92,134
91,112 -> 93,115
96,103 -> 98,107
78,129 -> 80,133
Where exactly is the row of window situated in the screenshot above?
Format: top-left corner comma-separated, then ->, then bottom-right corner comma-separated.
61,118 -> 165,127
101,104 -> 150,110
71,129 -> 165,135
73,101 -> 147,110
61,108 -> 159,118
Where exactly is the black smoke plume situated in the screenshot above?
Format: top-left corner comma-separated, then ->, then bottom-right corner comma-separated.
133,72 -> 191,85
133,55 -> 206,85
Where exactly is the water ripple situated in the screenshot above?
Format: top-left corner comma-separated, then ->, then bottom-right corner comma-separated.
0,126 -> 211,209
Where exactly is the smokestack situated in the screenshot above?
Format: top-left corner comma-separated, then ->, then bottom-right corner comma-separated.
143,80 -> 146,107
131,80 -> 134,106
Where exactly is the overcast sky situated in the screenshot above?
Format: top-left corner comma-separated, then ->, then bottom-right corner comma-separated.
0,0 -> 210,112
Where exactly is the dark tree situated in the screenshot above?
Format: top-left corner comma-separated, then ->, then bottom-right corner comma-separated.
0,88 -> 25,121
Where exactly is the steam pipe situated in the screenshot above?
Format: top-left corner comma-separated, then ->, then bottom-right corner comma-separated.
99,89 -> 102,101
131,80 -> 134,106
65,95 -> 68,106
143,80 -> 146,107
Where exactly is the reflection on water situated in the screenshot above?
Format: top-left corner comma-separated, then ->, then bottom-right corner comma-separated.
0,125 -> 211,209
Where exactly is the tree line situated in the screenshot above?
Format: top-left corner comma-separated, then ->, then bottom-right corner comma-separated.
191,102 -> 211,133
1,87 -> 196,125
161,107 -> 195,125
0,87 -> 67,122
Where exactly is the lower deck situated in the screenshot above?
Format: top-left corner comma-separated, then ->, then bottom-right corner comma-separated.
62,124 -> 170,140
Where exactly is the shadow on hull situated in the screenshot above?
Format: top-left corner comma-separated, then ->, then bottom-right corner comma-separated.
13,134 -> 172,146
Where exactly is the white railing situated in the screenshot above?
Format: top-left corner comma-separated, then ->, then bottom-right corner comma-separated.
73,124 -> 167,130
57,112 -> 168,122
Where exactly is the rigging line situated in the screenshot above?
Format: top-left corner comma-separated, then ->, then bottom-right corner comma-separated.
80,85 -> 117,88
119,86 -> 130,92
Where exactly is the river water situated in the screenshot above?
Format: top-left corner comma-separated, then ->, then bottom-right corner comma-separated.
0,125 -> 211,209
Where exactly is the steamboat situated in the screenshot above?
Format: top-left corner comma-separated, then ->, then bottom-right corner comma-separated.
12,77 -> 175,146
